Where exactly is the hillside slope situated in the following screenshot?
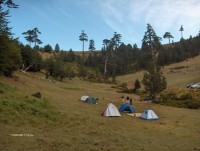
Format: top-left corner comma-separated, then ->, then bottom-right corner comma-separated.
0,69 -> 200,150
116,54 -> 200,88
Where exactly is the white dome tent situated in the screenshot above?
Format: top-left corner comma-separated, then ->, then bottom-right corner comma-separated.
102,103 -> 121,117
140,109 -> 159,120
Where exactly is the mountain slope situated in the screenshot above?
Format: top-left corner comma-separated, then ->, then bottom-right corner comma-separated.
116,54 -> 200,88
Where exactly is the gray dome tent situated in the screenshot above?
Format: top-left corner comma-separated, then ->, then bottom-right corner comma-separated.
85,97 -> 97,104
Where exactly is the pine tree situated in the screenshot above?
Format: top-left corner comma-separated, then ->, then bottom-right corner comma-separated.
88,39 -> 95,51
0,0 -> 21,77
22,28 -> 42,50
0,36 -> 22,77
102,39 -> 110,50
55,43 -> 60,52
163,32 -> 174,43
179,25 -> 184,39
43,44 -> 53,52
111,32 -> 121,50
20,44 -> 43,72
79,30 -> 88,61
134,79 -> 141,93
0,0 -> 18,36
141,23 -> 162,66
142,62 -> 167,99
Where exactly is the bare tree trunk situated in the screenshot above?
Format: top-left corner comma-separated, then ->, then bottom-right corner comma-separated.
82,41 -> 84,62
21,63 -> 32,73
104,56 -> 108,80
34,41 -> 36,50
104,56 -> 108,75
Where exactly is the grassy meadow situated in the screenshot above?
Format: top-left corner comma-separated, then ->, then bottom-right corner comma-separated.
0,55 -> 200,151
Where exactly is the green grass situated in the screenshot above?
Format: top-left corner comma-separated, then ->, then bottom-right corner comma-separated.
0,68 -> 200,151
0,82 -> 62,126
61,86 -> 84,91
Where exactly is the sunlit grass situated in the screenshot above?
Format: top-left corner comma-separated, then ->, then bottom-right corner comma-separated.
0,54 -> 200,151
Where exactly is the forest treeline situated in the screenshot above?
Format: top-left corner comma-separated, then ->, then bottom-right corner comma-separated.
1,0 -> 200,82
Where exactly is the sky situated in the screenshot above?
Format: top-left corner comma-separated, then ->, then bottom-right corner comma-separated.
8,0 -> 200,51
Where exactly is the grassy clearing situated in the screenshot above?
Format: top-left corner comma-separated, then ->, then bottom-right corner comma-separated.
0,55 -> 200,151
0,82 -> 62,127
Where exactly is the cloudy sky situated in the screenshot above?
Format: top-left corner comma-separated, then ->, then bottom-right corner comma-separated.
9,0 -> 200,50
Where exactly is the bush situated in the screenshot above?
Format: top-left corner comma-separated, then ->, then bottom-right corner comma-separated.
178,93 -> 192,100
187,100 -> 200,109
159,89 -> 200,109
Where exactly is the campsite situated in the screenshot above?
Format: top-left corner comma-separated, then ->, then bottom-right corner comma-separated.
0,54 -> 200,151
1,0 -> 200,150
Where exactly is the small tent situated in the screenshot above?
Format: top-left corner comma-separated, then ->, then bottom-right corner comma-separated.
102,103 -> 121,117
119,103 -> 136,113
140,109 -> 159,120
80,96 -> 89,102
85,97 -> 97,104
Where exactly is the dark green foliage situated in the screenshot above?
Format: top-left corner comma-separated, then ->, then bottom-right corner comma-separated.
0,0 -> 21,77
179,25 -> 184,39
138,46 -> 152,68
22,27 -> 42,49
0,0 -> 18,8
66,65 -> 75,80
43,44 -> 53,52
54,43 -> 60,52
88,39 -> 95,51
141,24 -> 162,67
134,79 -> 141,92
158,36 -> 200,65
102,39 -> 110,50
111,32 -> 121,50
79,30 -> 88,60
45,57 -> 54,76
85,52 -> 99,67
0,0 -> 18,36
142,62 -> 167,99
163,32 -> 174,43
45,57 -> 75,81
20,44 -> 43,72
52,58 -> 66,81
159,91 -> 200,109
0,36 -> 22,77
60,49 -> 76,63
79,65 -> 87,77
142,24 -> 162,50
0,9 -> 11,36
81,25 -> 200,80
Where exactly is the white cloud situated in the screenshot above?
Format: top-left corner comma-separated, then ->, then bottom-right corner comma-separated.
99,0 -> 200,44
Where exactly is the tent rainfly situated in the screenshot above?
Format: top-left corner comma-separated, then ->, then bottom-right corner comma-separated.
102,103 -> 121,117
85,97 -> 97,104
119,103 -> 136,113
140,109 -> 159,120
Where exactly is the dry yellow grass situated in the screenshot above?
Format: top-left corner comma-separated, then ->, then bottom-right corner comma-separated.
0,55 -> 200,151
116,55 -> 200,88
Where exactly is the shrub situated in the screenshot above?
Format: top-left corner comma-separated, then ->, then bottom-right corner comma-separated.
159,89 -> 200,109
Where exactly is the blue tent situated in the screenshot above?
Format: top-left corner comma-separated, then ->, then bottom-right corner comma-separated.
140,109 -> 159,120
119,103 -> 136,113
